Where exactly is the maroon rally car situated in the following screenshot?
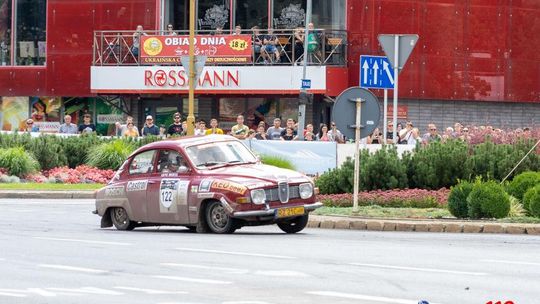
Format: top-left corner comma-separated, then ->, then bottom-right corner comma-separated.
94,135 -> 322,234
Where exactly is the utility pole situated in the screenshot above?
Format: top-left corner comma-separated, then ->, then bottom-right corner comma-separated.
186,0 -> 196,136
297,0 -> 312,140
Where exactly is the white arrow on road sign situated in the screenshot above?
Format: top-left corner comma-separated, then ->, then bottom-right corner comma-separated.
359,55 -> 394,89
373,61 -> 379,84
362,60 -> 369,84
383,61 -> 394,85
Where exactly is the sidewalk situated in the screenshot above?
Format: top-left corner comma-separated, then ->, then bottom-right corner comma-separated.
0,190 -> 95,199
309,215 -> 540,235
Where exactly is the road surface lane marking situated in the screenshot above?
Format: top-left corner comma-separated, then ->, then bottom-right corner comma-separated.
306,291 -> 443,304
33,237 -> 131,246
114,286 -> 188,295
480,259 -> 540,266
0,290 -> 26,298
47,287 -> 124,295
349,263 -> 487,276
152,275 -> 232,285
175,248 -> 296,260
222,302 -> 274,304
160,263 -> 249,274
38,264 -> 109,274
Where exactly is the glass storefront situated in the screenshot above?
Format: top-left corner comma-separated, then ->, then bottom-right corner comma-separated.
235,0 -> 268,29
0,0 -> 11,66
197,0 -> 230,31
272,0 -> 305,29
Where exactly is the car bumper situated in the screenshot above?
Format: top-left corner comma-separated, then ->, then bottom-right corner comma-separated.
231,202 -> 323,218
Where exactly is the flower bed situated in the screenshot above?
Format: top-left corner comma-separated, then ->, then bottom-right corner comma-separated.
24,165 -> 114,184
318,188 -> 449,208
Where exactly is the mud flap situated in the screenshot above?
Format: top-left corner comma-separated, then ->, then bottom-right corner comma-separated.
100,209 -> 113,228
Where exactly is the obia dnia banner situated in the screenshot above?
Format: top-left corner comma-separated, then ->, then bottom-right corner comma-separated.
140,35 -> 252,64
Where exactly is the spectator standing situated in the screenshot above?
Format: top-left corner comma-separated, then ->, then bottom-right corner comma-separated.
262,28 -> 280,63
266,118 -> 283,140
452,122 -> 463,138
167,112 -> 183,137
59,115 -> 78,134
255,124 -> 267,140
293,27 -> 304,62
165,24 -> 177,35
316,124 -> 330,141
233,25 -> 242,35
386,121 -> 394,144
398,121 -> 414,144
195,120 -> 207,136
141,115 -> 159,136
205,118 -> 224,135
78,114 -> 96,134
252,26 -> 263,59
24,119 -> 39,132
304,132 -> 316,141
132,25 -> 146,58
124,122 -> 139,138
328,122 -> 345,143
246,129 -> 256,139
280,118 -> 297,137
370,128 -> 383,144
231,115 -> 249,139
116,116 -> 134,136
422,123 -> 442,144
281,127 -> 297,141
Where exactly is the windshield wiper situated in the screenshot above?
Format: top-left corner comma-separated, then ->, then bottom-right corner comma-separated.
198,161 -> 226,167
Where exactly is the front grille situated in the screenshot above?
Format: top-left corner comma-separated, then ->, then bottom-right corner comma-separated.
264,185 -> 300,203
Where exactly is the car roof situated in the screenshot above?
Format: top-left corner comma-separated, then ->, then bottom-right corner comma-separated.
134,135 -> 239,153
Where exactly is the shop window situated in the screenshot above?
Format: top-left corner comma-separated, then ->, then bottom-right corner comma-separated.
312,0 -> 345,29
15,0 -> 46,65
273,0 -> 305,29
95,98 -> 125,136
182,98 -> 199,118
235,0 -> 268,30
0,0 -> 12,66
198,0 -> 230,32
164,0 -> 188,31
278,98 -> 298,122
218,97 -> 245,131
247,98 -> 276,128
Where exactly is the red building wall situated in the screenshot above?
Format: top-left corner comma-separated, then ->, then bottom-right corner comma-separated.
347,0 -> 540,103
0,0 -> 157,97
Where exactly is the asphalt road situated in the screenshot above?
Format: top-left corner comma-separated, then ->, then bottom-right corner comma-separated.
1,199 -> 539,304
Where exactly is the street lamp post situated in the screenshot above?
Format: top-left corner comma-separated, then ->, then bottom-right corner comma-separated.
297,0 -> 312,141
186,0 -> 196,136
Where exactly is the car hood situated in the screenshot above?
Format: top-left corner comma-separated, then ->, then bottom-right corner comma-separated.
201,163 -> 311,188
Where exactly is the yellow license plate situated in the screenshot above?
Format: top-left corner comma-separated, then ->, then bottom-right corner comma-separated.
276,206 -> 305,218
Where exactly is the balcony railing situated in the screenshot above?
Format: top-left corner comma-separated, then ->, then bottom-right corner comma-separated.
93,29 -> 347,67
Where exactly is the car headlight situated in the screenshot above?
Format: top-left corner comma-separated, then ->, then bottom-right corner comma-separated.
250,189 -> 266,205
299,183 -> 313,199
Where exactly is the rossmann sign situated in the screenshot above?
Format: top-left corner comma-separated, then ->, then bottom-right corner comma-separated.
90,66 -> 326,94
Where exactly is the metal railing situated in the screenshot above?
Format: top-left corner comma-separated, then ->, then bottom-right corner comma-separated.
93,29 -> 347,67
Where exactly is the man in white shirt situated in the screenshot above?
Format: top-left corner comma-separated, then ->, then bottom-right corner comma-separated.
59,115 -> 78,134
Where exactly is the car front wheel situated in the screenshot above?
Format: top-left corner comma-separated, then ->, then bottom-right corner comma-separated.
205,200 -> 236,234
277,214 -> 309,234
111,207 -> 136,231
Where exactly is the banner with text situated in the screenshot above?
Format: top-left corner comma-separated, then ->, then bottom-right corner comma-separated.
141,35 -> 252,64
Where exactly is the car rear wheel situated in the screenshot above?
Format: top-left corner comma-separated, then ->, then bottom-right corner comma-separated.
111,207 -> 136,231
277,214 -> 309,234
205,200 -> 236,234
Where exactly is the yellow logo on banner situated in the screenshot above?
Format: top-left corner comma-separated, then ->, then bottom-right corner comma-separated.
143,38 -> 163,56
229,39 -> 248,51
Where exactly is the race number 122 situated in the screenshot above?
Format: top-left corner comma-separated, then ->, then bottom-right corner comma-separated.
486,301 -> 514,304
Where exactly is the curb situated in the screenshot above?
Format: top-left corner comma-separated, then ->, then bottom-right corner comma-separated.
309,215 -> 540,235
0,191 -> 95,199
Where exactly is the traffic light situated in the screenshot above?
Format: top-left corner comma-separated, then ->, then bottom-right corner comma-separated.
299,91 -> 313,105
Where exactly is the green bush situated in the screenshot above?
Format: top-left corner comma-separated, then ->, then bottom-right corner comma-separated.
315,169 -> 341,194
523,185 -> 540,217
27,135 -> 68,170
86,140 -> 136,170
447,180 -> 474,218
507,171 -> 540,201
359,145 -> 408,191
0,147 -> 40,177
62,134 -> 105,168
409,140 -> 471,189
259,155 -> 296,170
507,196 -> 526,218
467,181 -> 510,219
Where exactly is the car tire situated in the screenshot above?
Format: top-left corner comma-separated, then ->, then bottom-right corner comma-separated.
205,200 -> 236,234
277,214 -> 309,234
111,207 -> 136,231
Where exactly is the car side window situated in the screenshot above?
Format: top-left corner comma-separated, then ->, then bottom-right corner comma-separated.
129,150 -> 156,175
157,150 -> 188,173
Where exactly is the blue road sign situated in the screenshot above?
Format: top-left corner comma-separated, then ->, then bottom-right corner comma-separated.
360,55 -> 395,89
301,79 -> 311,89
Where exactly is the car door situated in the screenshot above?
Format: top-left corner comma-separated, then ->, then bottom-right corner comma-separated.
125,149 -> 157,222
146,149 -> 192,224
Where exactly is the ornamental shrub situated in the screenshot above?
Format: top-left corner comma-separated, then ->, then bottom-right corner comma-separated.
507,195 -> 526,218
315,169 -> 341,194
27,135 -> 68,170
359,145 -> 408,191
523,185 -> 540,217
260,155 -> 296,170
408,140 -> 471,189
447,180 -> 474,218
62,134 -> 104,168
0,147 -> 40,177
86,140 -> 136,170
467,181 -> 510,219
507,171 -> 540,201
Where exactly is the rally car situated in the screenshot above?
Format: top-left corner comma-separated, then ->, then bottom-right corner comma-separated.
94,135 -> 322,234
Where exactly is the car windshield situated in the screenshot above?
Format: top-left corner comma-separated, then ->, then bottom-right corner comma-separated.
185,141 -> 257,169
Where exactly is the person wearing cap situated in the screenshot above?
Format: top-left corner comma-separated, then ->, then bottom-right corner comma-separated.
167,112 -> 183,137
59,115 -> 78,134
24,119 -> 39,132
141,115 -> 159,136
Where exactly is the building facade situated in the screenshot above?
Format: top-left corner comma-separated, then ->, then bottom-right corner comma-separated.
0,0 -> 538,135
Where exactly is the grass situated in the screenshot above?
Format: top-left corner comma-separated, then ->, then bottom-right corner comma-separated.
0,183 -> 104,191
313,206 -> 540,224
